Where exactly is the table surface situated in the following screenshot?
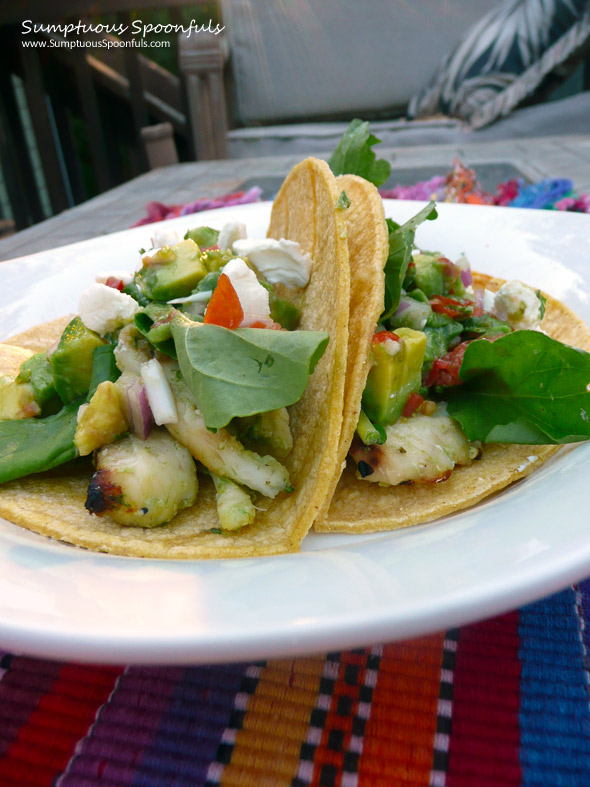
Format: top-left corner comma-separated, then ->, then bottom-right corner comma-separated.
2,134 -> 590,261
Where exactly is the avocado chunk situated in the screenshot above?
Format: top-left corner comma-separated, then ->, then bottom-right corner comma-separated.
139,239 -> 207,301
235,407 -> 293,460
413,254 -> 446,298
17,352 -> 61,414
362,328 -> 427,426
50,317 -> 107,404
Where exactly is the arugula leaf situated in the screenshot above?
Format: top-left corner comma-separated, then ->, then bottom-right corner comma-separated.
0,401 -> 80,484
382,202 -> 438,321
135,303 -> 178,358
87,344 -> 120,400
171,318 -> 329,429
445,331 -> 590,444
328,119 -> 391,186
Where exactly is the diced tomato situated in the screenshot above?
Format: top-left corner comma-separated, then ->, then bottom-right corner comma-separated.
402,392 -> 424,418
250,320 -> 283,330
430,294 -> 472,320
204,273 -> 244,329
202,244 -> 219,251
105,276 -> 125,291
372,330 -> 400,344
426,340 -> 471,387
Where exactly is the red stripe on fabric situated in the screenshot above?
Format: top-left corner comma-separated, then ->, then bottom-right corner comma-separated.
0,662 -> 123,787
358,635 -> 444,787
310,650 -> 370,787
447,612 -> 521,787
0,658 -> 62,759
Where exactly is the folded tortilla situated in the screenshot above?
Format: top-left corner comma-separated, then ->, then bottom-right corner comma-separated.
315,216 -> 590,534
0,158 -> 350,559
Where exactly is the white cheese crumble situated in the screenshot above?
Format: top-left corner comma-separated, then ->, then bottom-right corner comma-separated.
140,359 -> 178,425
482,289 -> 497,313
218,220 -> 247,251
151,228 -> 181,250
78,283 -> 139,336
95,270 -> 134,286
232,238 -> 312,288
381,338 -> 401,356
493,281 -> 542,330
220,258 -> 271,327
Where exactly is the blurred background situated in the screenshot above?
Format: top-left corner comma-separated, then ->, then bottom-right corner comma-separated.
1,0 -> 589,233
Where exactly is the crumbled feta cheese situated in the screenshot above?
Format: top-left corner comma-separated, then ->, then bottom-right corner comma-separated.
78,283 -> 139,336
95,270 -> 134,286
482,289 -> 497,313
493,280 -> 542,330
151,228 -> 181,250
221,258 -> 271,327
232,238 -> 312,288
218,220 -> 247,251
140,359 -> 178,425
381,338 -> 401,356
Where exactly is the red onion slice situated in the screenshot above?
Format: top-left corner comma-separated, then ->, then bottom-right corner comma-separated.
460,267 -> 474,287
125,377 -> 153,440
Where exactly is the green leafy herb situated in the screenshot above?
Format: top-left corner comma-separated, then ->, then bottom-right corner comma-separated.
184,226 -> 220,249
328,119 -> 391,187
135,304 -> 178,358
336,191 -> 351,210
445,331 -> 590,444
138,247 -> 146,255
17,352 -> 60,414
171,317 -> 329,429
87,345 -> 120,400
423,313 -> 463,370
536,289 -> 547,320
382,202 -> 438,321
122,281 -> 150,307
461,314 -> 512,338
195,270 -> 221,293
0,401 -> 80,484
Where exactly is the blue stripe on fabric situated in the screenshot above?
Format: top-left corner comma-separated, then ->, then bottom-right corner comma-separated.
519,588 -> 590,787
130,663 -> 250,787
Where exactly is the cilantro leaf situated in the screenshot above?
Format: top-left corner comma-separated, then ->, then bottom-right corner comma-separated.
328,119 -> 391,186
381,202 -> 438,321
445,331 -> 590,444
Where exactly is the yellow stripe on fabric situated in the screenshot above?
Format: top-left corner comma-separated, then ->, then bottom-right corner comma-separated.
220,656 -> 325,787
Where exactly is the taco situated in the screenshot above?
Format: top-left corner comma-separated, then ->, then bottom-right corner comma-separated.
315,185 -> 590,534
0,157 -> 350,559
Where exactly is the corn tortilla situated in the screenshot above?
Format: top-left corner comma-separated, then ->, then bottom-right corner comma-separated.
313,175 -> 389,529
0,158 -> 350,559
316,266 -> 590,534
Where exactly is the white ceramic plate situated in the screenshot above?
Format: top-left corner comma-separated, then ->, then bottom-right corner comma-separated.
1,200 -> 589,665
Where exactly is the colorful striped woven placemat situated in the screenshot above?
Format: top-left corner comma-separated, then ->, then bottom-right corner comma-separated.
1,581 -> 589,785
